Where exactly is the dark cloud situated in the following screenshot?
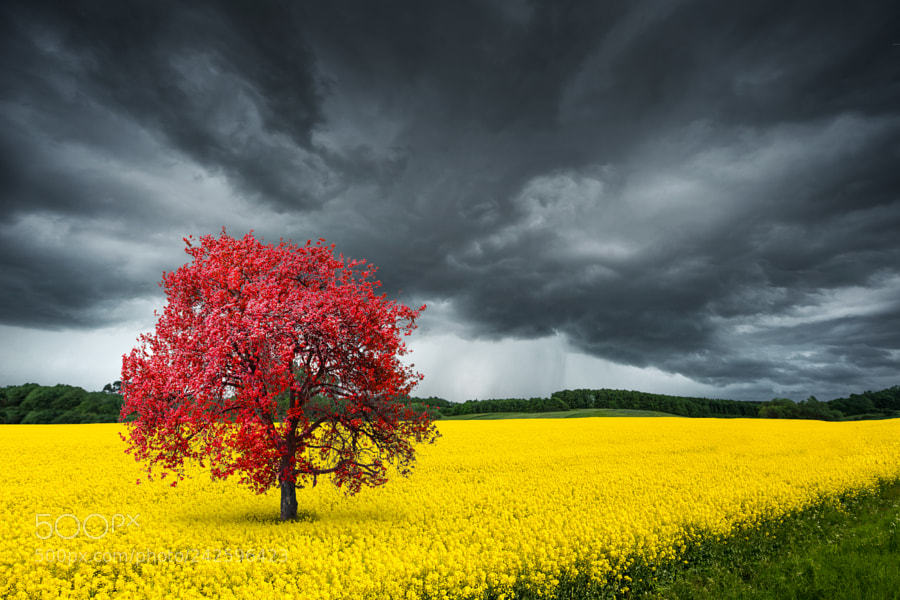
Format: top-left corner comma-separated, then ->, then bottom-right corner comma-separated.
2,0 -> 328,213
1,0 -> 898,398
0,230 -> 153,328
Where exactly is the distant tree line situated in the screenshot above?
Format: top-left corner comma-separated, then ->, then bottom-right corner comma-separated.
2,383 -> 898,424
410,385 -> 900,421
0,382 -> 124,424
411,395 -> 570,417
555,388 -> 766,417
428,389 -> 760,418
395,396 -> 455,419
830,387 -> 900,418
757,387 -> 900,420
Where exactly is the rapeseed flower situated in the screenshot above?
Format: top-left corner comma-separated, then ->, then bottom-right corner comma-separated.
1,418 -> 898,598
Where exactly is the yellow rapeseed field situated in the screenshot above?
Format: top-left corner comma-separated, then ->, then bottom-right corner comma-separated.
1,418 -> 899,599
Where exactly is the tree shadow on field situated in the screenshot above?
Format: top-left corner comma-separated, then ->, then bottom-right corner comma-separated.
178,508 -> 319,526
176,501 -> 404,526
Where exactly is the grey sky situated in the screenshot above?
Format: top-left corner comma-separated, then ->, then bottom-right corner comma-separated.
1,0 -> 898,401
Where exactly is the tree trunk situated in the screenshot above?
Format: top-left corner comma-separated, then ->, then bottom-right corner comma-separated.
280,394 -> 300,521
280,480 -> 298,521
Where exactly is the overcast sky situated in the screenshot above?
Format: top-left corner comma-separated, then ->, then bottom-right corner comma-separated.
1,0 -> 898,402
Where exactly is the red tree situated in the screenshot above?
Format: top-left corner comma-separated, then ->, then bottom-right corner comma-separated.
120,231 -> 438,520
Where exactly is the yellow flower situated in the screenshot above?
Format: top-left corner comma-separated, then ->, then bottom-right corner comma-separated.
1,418 -> 898,598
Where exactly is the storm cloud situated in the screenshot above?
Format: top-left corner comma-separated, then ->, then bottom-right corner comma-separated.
1,0 -> 898,400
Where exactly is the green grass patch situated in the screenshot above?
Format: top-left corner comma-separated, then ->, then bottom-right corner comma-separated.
647,478 -> 900,600
494,478 -> 900,600
441,408 -> 678,420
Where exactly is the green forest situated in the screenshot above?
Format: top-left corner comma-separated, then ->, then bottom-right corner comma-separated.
2,382 -> 898,424
409,386 -> 900,421
0,382 -> 124,424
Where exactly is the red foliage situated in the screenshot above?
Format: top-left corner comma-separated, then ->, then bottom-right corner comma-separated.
120,231 -> 438,498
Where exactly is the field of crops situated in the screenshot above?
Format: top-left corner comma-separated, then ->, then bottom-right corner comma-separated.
2,418 -> 899,599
